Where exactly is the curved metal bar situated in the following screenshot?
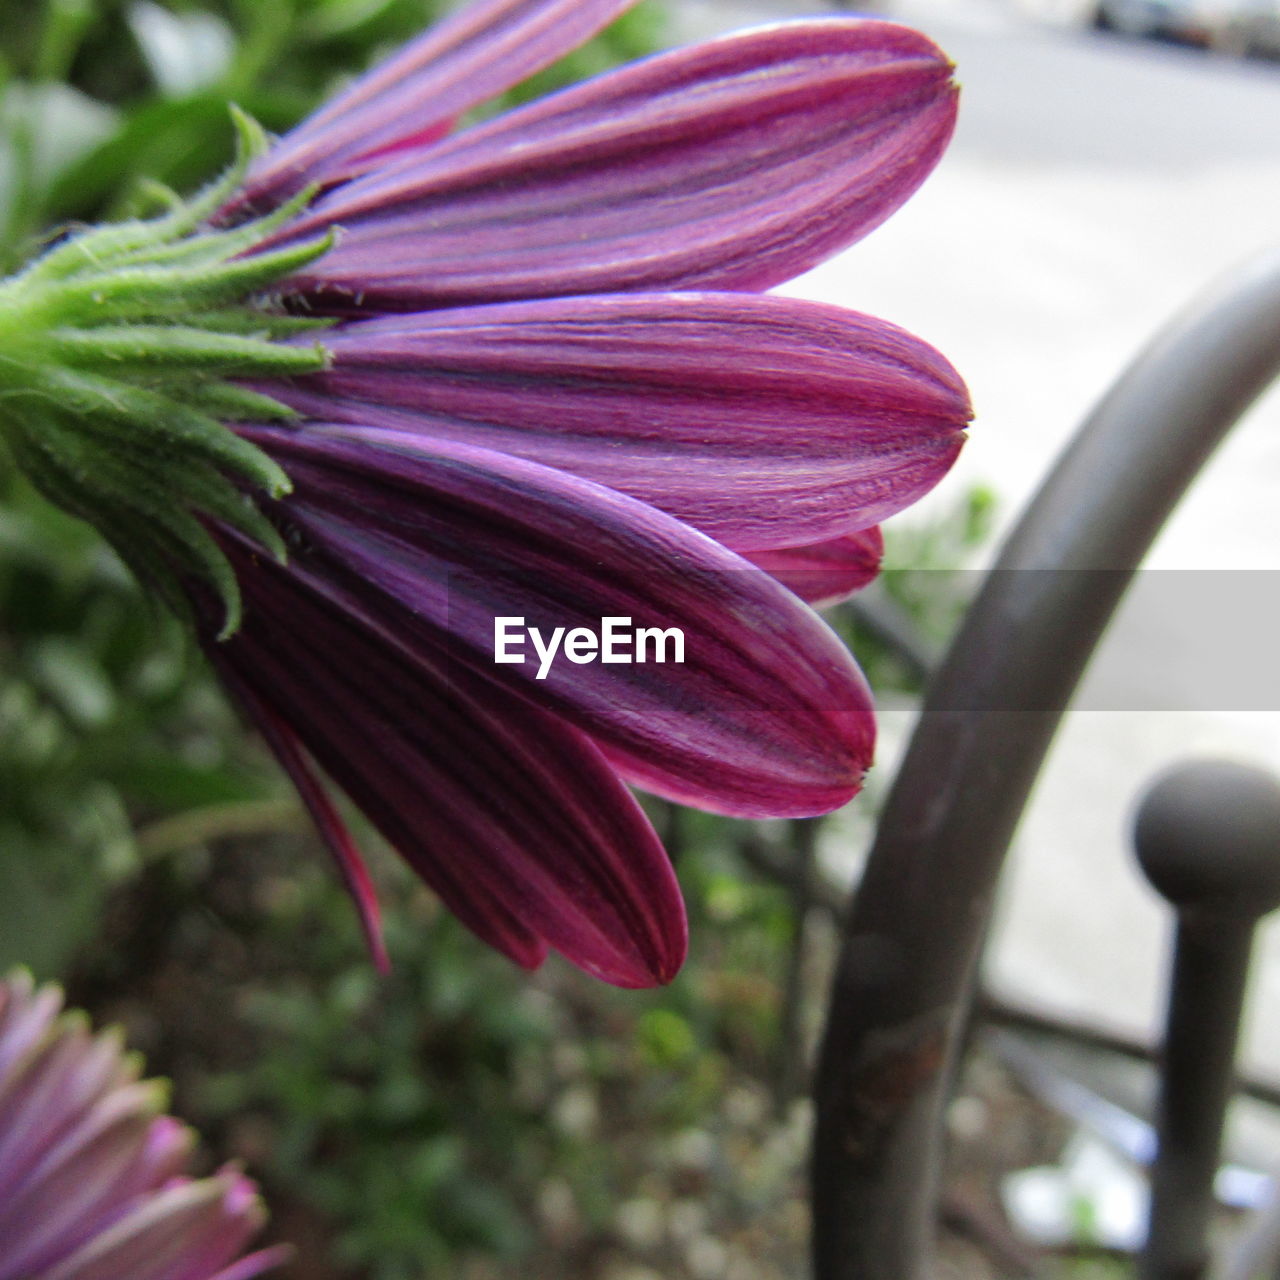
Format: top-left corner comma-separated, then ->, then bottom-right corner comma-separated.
810,246 -> 1280,1280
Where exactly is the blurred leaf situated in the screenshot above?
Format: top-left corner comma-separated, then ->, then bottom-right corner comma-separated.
0,778 -> 136,974
44,92 -> 235,218
28,637 -> 116,728
1,80 -> 119,256
124,754 -> 273,811
302,0 -> 406,41
637,1008 -> 697,1069
127,0 -> 236,95
1,81 -> 118,185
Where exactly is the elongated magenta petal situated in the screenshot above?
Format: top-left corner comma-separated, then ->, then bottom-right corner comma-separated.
274,20 -> 956,310
216,670 -> 390,974
230,0 -> 641,213
234,424 -> 875,818
69,0 -> 965,987
270,293 -> 969,548
748,528 -> 885,606
212,553 -> 687,987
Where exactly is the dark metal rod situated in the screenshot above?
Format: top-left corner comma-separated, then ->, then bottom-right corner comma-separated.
809,247 -> 1280,1280
979,993 -> 1280,1111
1132,760 -> 1280,1280
1142,919 -> 1254,1280
775,818 -> 820,1114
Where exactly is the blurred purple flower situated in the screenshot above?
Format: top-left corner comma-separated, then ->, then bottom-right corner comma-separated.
0,970 -> 289,1280
199,0 -> 969,986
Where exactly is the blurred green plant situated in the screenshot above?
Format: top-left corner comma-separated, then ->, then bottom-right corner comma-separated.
199,883 -> 550,1276
0,463 -> 272,974
881,483 -> 999,641
148,821 -> 798,1278
1061,1262 -> 1134,1278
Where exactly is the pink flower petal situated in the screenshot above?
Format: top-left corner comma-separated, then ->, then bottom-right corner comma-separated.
0,1100 -> 188,1278
38,1172 -> 266,1280
234,423 -> 876,819
209,1245 -> 296,1280
748,527 -> 885,606
214,552 -> 687,987
0,1023 -> 134,1199
0,973 -> 62,1080
231,0 -> 641,212
214,668 -> 390,975
269,292 -> 968,548
274,20 -> 957,310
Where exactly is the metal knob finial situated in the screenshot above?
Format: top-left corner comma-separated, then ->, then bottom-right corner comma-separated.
1132,758 -> 1280,1280
1133,759 -> 1280,917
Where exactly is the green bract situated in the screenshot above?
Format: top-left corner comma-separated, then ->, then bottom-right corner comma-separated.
0,112 -> 333,638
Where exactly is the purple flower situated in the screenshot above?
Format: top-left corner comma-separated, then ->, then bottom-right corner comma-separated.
190,0 -> 970,986
0,970 -> 289,1280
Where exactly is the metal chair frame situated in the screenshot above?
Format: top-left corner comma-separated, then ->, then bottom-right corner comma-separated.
808,247 -> 1280,1280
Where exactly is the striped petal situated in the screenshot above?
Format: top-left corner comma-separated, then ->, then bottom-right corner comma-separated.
270,293 -> 969,549
213,552 -> 686,987
0,1102 -> 190,1278
229,0 -> 641,213
0,973 -> 61,1080
273,20 -> 958,310
0,975 -> 283,1280
0,1022 -> 134,1199
748,528 -> 885,606
215,669 -> 390,974
236,423 -> 875,818
211,1248 -> 296,1280
40,1171 -> 267,1280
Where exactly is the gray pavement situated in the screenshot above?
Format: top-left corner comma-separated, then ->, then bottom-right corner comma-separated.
677,1 -> 1280,1082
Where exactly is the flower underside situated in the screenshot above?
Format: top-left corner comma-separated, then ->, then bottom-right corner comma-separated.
0,114 -> 332,636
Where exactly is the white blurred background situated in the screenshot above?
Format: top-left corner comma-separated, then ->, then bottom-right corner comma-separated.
678,0 -> 1280,1085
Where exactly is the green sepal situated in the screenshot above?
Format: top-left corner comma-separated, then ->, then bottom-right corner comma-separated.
17,107 -> 267,287
64,412 -> 291,567
30,366 -> 293,497
7,425 -> 202,629
47,326 -> 328,377
131,179 -> 186,217
146,380 -> 301,424
15,415 -> 247,636
169,307 -> 336,339
188,483 -> 288,567
82,421 -> 291,567
110,182 -> 320,275
227,103 -> 273,167
50,230 -> 336,323
0,105 -> 338,637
